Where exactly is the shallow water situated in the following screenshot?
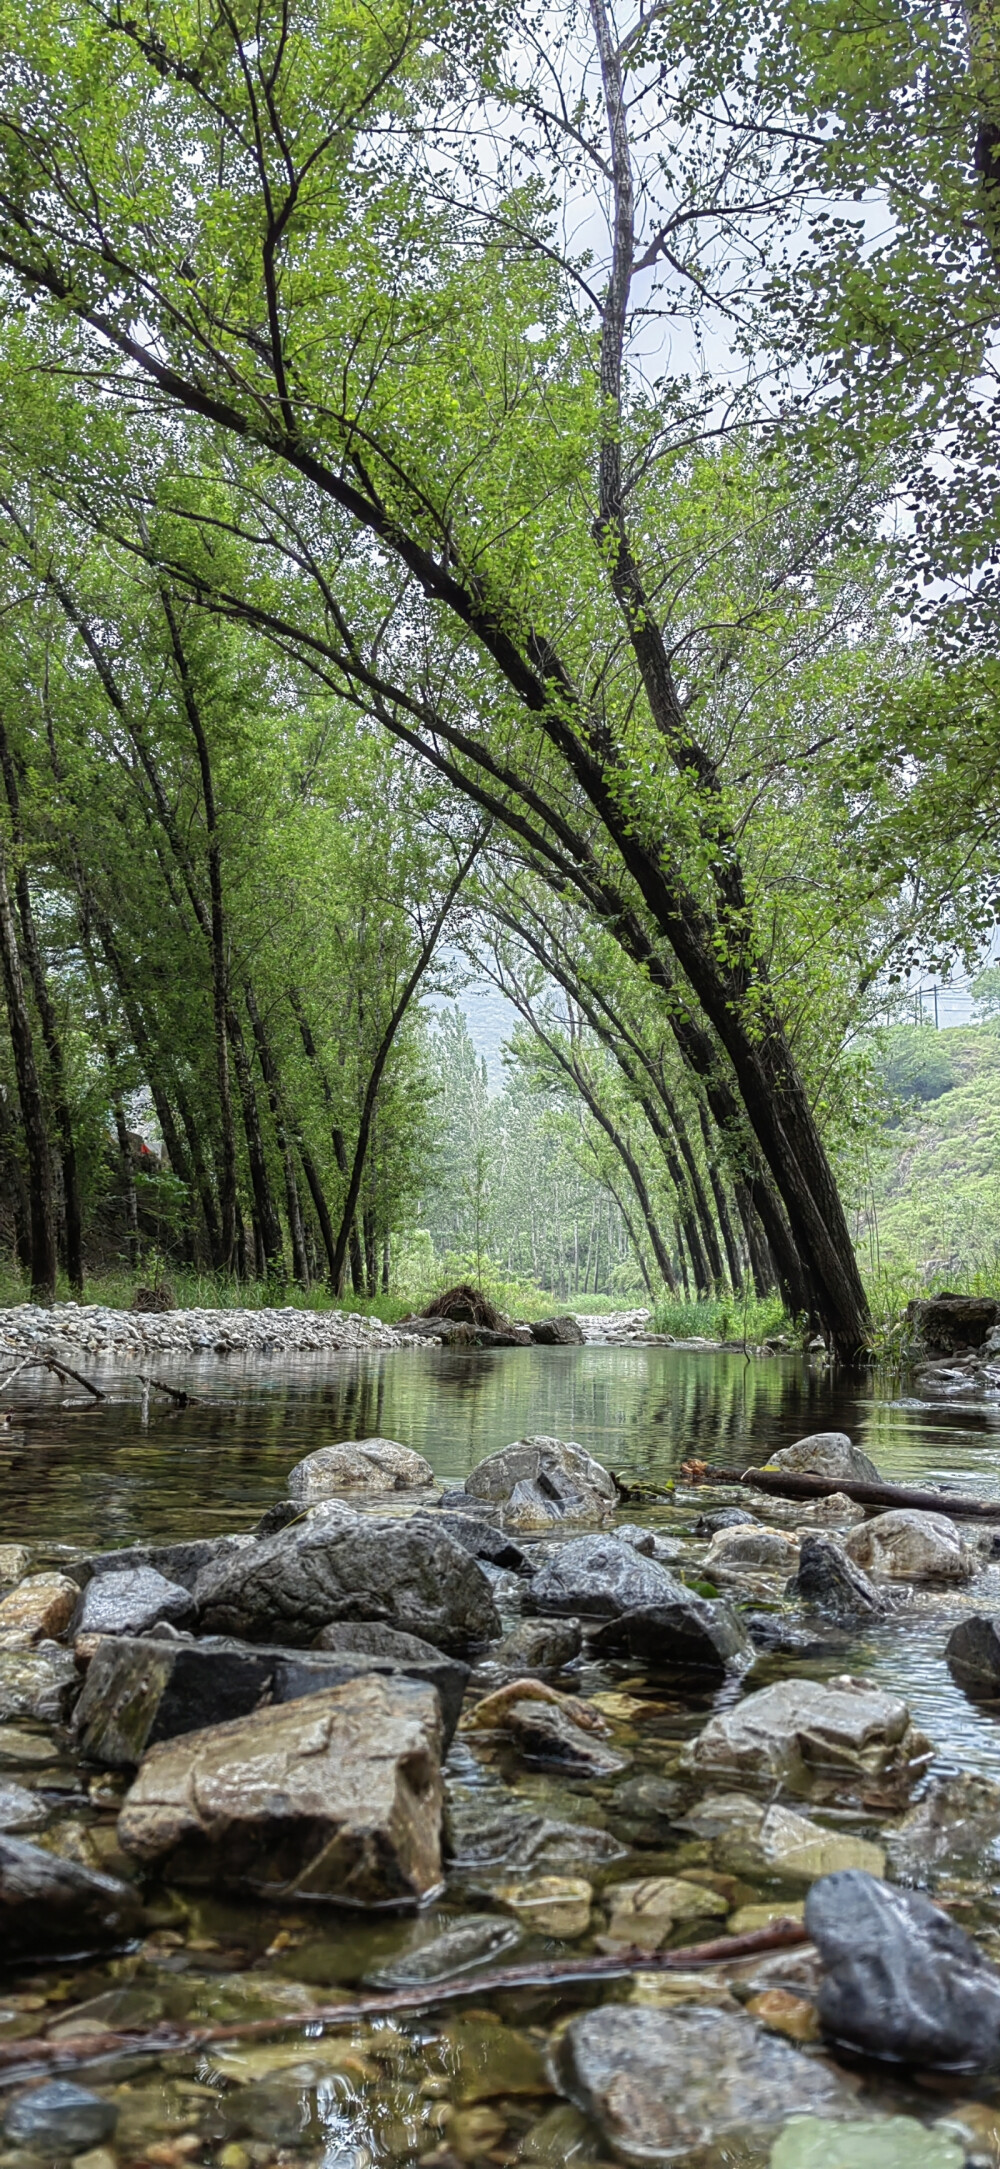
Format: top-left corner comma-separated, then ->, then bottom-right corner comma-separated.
5,1344 -> 1000,2168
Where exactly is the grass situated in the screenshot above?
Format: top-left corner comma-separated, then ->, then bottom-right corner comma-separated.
651,1290 -> 792,1343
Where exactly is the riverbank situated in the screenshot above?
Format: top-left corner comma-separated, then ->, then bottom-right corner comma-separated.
0,1302 -> 678,1364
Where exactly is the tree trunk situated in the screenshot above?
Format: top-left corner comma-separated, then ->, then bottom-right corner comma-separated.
227,1000 -> 283,1276
287,989 -> 365,1293
699,1105 -> 743,1293
0,827 -> 55,1298
0,1080 -> 31,1268
245,983 -> 309,1285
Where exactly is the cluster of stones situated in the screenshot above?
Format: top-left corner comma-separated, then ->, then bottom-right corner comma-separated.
0,1302 -> 427,1359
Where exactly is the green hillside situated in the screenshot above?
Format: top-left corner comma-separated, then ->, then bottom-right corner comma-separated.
863,1023 -> 1000,1280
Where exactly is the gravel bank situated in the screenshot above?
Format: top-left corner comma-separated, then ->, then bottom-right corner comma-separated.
0,1303 -> 431,1360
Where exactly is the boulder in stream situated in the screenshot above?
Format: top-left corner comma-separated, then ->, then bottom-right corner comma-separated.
286,1438 -> 435,1500
845,1508 -> 975,1582
588,1590 -> 750,1674
459,1436 -> 616,1530
946,1613 -> 1000,1690
0,1832 -> 143,1959
4,2082 -> 119,2154
193,1510 -> 499,1652
491,1618 -> 582,1670
788,1534 -> 885,1621
765,1431 -> 880,1483
683,1676 -> 931,1796
72,1566 -> 195,1638
527,1534 -> 689,1618
0,1571 -> 79,1647
555,2004 -> 857,2162
704,1525 -> 800,1573
530,1316 -> 586,1344
806,1868 -> 1000,2070
71,1534 -> 249,1592
0,1642 -> 78,1722
117,1673 -> 444,1904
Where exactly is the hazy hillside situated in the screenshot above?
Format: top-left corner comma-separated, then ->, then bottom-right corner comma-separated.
866,1023 -> 1000,1278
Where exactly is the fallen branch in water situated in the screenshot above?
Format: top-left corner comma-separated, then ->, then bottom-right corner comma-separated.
0,1920 -> 808,2083
741,1469 -> 1000,1519
135,1374 -> 197,1407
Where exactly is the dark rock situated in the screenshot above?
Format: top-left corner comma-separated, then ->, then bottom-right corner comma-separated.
71,1535 -> 248,1593
694,1507 -> 758,1536
438,1490 -> 503,1523
366,1914 -> 521,1987
946,1614 -> 1000,1693
491,1618 -> 582,1670
461,1436 -> 616,1531
557,2004 -> 856,2160
425,1511 -> 530,1573
446,1799 -> 623,1872
530,1315 -> 585,1345
193,1511 -> 500,1653
0,1643 -> 79,1722
806,1868 -> 1000,2071
788,1534 -> 885,1622
0,1834 -> 143,1959
741,1610 -> 844,1656
501,1698 -> 628,1775
906,1293 -> 1000,1353
527,1534 -> 693,1619
4,2082 -> 118,2153
254,1500 -> 302,1538
587,1591 -> 750,1674
72,1565 -> 196,1638
610,1775 -> 686,1842
74,1629 -> 470,1765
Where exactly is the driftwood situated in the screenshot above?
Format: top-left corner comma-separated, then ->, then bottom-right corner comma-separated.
0,1920 -> 808,2084
741,1469 -> 1000,1519
135,1374 -> 198,1408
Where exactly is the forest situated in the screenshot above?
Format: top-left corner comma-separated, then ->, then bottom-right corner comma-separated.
0,0 -> 995,1357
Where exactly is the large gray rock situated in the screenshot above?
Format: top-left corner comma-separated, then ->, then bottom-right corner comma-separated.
74,1630 -> 469,1766
556,2004 -> 856,2162
704,1524 -> 800,1573
765,1432 -> 880,1483
946,1613 -> 1000,1691
4,2082 -> 118,2153
431,1510 -> 530,1573
117,1675 -> 444,1905
287,1438 -> 434,1500
461,1437 -> 616,1531
789,1534 -> 885,1621
527,1535 -> 687,1619
684,1677 -> 931,1796
193,1510 -> 499,1653
0,1642 -> 78,1722
588,1591 -> 750,1674
491,1618 -> 582,1670
530,1316 -> 585,1345
806,1868 -> 1000,2070
846,1509 -> 975,1582
0,1833 -> 143,1958
71,1535 -> 248,1592
72,1566 -> 195,1638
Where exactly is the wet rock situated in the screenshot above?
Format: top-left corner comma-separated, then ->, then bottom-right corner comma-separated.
611,1774 -> 686,1842
446,1798 -> 623,1873
729,1898 -> 805,1932
0,1722 -> 61,1763
0,1545 -> 30,1586
556,2004 -> 856,2162
193,1511 -> 500,1653
366,1914 -> 521,1986
4,2083 -> 118,2154
889,1772 -> 1000,1870
530,1316 -> 585,1345
496,1874 -> 592,1936
527,1534 -> 688,1618
793,1492 -> 866,1526
704,1526 -> 800,1573
286,1438 -> 435,1499
906,1293 -> 1000,1353
765,1431 -> 880,1483
72,1535 -> 248,1593
741,1611 -> 842,1656
0,1832 -> 143,1957
0,1571 -> 79,1647
717,1801 -> 885,1883
788,1534 -> 885,1621
501,1697 -> 628,1774
588,1590 -> 751,1674
117,1674 -> 444,1903
0,1780 -> 49,1832
75,1628 -> 469,1765
72,1566 -> 195,1638
846,1509 -> 975,1582
946,1613 -> 1000,1691
460,1436 -> 616,1531
491,1618 -> 582,1670
694,1508 -> 757,1536
684,1676 -> 931,1796
613,1523 -> 687,1566
771,2117 -> 963,2169
807,1867 -> 1000,2069
603,1875 -> 729,1948
426,1511 -> 530,1573
253,1499 -> 302,1538
0,1642 -> 79,1721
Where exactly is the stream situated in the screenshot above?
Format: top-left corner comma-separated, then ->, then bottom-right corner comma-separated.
3,1343 -> 1000,2168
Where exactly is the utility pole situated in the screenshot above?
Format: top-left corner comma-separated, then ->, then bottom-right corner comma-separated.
933,984 -> 939,1028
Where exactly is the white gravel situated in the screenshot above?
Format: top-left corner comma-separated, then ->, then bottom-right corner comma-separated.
0,1302 -> 432,1361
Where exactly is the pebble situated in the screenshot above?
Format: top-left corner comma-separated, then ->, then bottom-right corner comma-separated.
0,1301 -> 430,1359
4,2083 -> 118,2154
494,1875 -> 593,1936
769,2117 -> 963,2169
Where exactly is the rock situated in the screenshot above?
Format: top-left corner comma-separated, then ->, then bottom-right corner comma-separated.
496,1875 -> 592,1937
366,1914 -> 521,1986
0,1723 -> 61,1764
74,1628 -> 470,1766
889,1772 -> 1000,1869
611,1775 -> 686,1842
742,1613 -> 841,1656
946,1613 -> 1000,1691
694,1508 -> 758,1535
771,2117 -> 963,2169
684,1677 -> 931,1796
72,1567 -> 195,1638
117,1674 -> 444,1903
530,1316 -> 585,1345
193,1511 -> 499,1653
807,1868 -> 1000,2069
792,1492 -> 866,1526
556,2004 -> 856,2162
603,1876 -> 729,1948
286,1438 -> 435,1500
491,1619 -> 582,1670
4,2083 -> 118,2154
718,1801 -> 885,1883
588,1591 -> 751,1674
446,1799 -> 623,1873
0,1571 -> 79,1647
527,1534 -> 688,1618
501,1698 -> 628,1775
0,1545 -> 30,1586
0,1642 -> 79,1722
845,1508 -> 975,1582
71,1535 -> 247,1592
906,1293 -> 1000,1352
461,1436 -> 616,1530
765,1431 -> 880,1483
789,1534 -> 885,1620
0,1780 -> 49,1832
0,1833 -> 143,1957
429,1511 -> 530,1573
728,1899 -> 805,1933
613,1523 -> 687,1566
704,1526 -> 800,1572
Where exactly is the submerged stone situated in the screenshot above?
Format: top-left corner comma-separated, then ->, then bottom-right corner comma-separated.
684,1676 -> 930,1797
719,1801 -> 885,1884
806,1868 -> 1000,2070
765,1432 -> 880,1483
4,2082 -> 118,2154
501,1696 -> 629,1774
460,1435 -> 616,1530
770,2117 -> 963,2169
0,1833 -> 143,1958
365,1913 -> 521,1986
286,1438 -> 435,1499
527,1535 -> 688,1618
890,1771 -> 1000,1870
446,1798 -> 623,1873
603,1875 -> 729,1949
0,1780 -> 48,1832
491,1618 -> 582,1670
495,1874 -> 592,1937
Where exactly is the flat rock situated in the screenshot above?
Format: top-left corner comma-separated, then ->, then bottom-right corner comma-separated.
588,1591 -> 750,1674
527,1535 -> 687,1618
684,1676 -> 931,1796
846,1509 -> 975,1582
491,1618 -> 582,1670
72,1567 -> 195,1638
717,1800 -> 885,1883
501,1698 -> 628,1774
604,1875 -> 729,1948
765,1432 -> 880,1483
0,1643 -> 79,1722
0,1833 -> 143,1958
889,1772 -> 1000,1870
694,1508 -> 758,1535
496,1874 -> 592,1936
0,1571 -> 79,1647
366,1913 -> 521,1987
793,1492 -> 866,1527
0,1780 -> 49,1832
530,1316 -> 585,1345
446,1799 -> 623,1873
4,2082 -> 118,2153
286,1438 -> 435,1499
70,1535 -> 248,1592
704,1526 -> 800,1572
771,2117 -> 963,2169
117,1674 -> 444,1904
789,1534 -> 885,1621
556,2004 -> 856,2162
946,1613 -> 1000,1690
193,1511 -> 499,1653
461,1435 -> 616,1530
74,1629 -> 469,1765
806,1868 -> 1000,2070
